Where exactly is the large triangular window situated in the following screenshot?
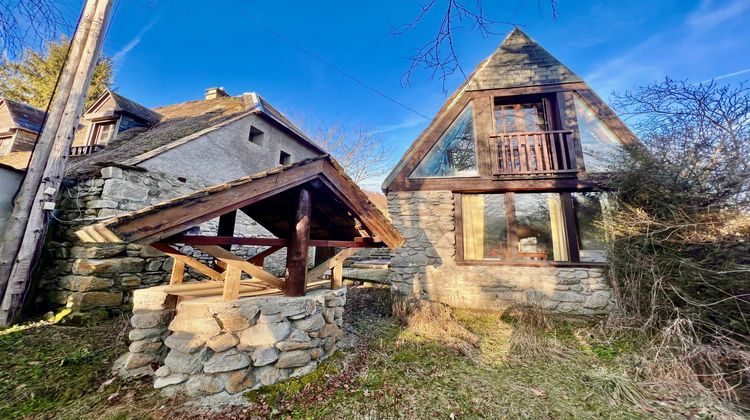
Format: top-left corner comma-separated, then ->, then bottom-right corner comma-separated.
411,105 -> 477,178
573,94 -> 624,172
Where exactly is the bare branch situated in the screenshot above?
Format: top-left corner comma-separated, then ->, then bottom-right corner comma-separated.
0,0 -> 68,58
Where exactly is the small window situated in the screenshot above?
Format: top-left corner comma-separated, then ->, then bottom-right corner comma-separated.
411,105 -> 477,178
90,121 -> 116,145
279,150 -> 291,165
248,126 -> 264,146
494,101 -> 549,133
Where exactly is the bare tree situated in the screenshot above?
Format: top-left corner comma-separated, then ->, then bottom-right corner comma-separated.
394,0 -> 559,91
0,0 -> 68,58
309,123 -> 393,185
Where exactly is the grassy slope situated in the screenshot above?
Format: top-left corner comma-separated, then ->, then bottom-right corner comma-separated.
0,286 -> 744,419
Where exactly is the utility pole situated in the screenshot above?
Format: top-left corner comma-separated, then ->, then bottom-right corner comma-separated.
0,0 -> 114,326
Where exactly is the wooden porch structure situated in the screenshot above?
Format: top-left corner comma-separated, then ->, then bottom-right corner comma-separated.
76,155 -> 403,300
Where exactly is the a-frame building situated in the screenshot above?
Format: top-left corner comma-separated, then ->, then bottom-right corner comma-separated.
384,28 -> 637,314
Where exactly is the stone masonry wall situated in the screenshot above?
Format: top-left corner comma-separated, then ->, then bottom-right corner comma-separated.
387,191 -> 613,315
41,166 -> 290,312
115,286 -> 346,397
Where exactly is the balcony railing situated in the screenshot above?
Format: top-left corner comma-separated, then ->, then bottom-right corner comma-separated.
69,144 -> 104,156
490,130 -> 578,177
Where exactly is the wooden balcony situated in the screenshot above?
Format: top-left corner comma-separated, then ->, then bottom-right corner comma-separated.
69,144 -> 104,156
490,130 -> 578,177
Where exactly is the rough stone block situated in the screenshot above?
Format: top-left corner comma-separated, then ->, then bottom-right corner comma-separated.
239,319 -> 290,347
584,291 -> 610,310
185,374 -> 227,396
129,338 -> 163,353
131,310 -> 173,329
154,374 -> 188,389
58,275 -> 113,292
276,350 -> 311,369
164,332 -> 207,354
206,333 -> 239,353
254,365 -> 289,386
100,166 -> 123,179
133,287 -> 175,311
292,313 -> 324,332
129,327 -> 166,341
164,348 -> 210,374
317,324 -> 342,339
102,178 -> 149,201
123,352 -> 159,370
67,291 -> 122,310
251,346 -> 279,366
72,257 -> 145,276
169,316 -> 221,336
203,349 -> 251,373
276,340 -> 316,352
226,369 -> 256,394
70,244 -> 126,258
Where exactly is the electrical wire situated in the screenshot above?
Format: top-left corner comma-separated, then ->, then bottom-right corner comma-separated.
224,2 -> 432,121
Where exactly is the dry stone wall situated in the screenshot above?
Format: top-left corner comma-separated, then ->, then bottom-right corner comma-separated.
387,191 -> 613,315
41,166 -> 288,312
115,286 -> 346,396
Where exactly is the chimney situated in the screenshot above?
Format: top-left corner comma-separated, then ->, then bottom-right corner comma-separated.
204,87 -> 229,100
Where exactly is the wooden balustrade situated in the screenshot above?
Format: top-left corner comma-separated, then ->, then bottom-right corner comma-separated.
490,130 -> 578,177
69,144 -> 104,156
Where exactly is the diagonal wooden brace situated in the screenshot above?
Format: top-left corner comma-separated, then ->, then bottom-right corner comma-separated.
196,245 -> 285,290
151,242 -> 223,281
306,248 -> 359,287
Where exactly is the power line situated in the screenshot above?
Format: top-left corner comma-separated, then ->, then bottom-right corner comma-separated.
227,3 -> 432,121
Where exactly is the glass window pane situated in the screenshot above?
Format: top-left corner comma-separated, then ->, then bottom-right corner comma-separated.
573,94 -> 623,172
494,102 -> 547,133
462,194 -> 507,260
412,105 -> 477,178
572,192 -> 608,262
514,193 -> 569,261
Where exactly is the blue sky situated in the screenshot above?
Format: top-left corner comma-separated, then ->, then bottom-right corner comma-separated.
58,0 -> 750,189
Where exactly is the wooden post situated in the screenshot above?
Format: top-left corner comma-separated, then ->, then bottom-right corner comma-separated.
214,210 -> 236,271
0,0 -> 114,326
285,189 -> 311,297
170,260 -> 185,285
222,264 -> 242,301
331,262 -> 343,289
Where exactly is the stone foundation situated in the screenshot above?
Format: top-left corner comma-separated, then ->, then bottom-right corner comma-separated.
115,286 -> 346,396
387,191 -> 614,315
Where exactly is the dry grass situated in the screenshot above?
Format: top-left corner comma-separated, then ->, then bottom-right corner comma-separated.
403,301 -> 481,362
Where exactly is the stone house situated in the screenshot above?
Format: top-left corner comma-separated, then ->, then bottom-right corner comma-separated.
383,28 -> 638,315
39,87 -> 327,312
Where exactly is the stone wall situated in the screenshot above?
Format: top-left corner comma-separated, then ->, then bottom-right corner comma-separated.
387,191 -> 613,315
41,166 -> 289,312
115,286 -> 346,396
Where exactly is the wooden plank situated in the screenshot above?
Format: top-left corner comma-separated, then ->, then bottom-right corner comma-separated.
167,235 -> 287,246
171,285 -> 267,298
561,193 -> 581,263
454,193 -> 465,262
164,281 -> 224,293
285,189 -> 311,297
331,262 -> 343,289
151,242 -> 223,281
222,264 -> 242,301
196,245 -> 285,290
170,260 -> 185,285
307,248 -> 359,282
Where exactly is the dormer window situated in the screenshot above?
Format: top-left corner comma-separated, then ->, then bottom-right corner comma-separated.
89,120 -> 116,146
248,126 -> 264,146
279,150 -> 291,165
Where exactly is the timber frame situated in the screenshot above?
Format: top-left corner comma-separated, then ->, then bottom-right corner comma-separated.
76,155 -> 403,300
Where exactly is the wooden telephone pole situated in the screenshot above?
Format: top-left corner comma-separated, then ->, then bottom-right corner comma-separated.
0,0 -> 113,326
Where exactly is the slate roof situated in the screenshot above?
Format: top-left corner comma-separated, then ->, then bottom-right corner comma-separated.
465,27 -> 582,91
1,99 -> 46,133
66,92 -> 324,178
108,90 -> 162,124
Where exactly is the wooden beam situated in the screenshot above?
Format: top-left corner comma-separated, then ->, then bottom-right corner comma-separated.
307,248 -> 359,283
331,262 -> 343,289
165,236 -> 386,249
170,260 -> 185,285
285,189 -> 311,297
150,242 -> 223,281
223,264 -> 242,301
249,245 -> 283,266
196,245 -> 285,290
168,236 -> 287,246
217,210 -> 237,250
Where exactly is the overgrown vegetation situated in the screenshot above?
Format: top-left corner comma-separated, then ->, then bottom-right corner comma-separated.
2,286 -> 747,418
602,78 -> 750,402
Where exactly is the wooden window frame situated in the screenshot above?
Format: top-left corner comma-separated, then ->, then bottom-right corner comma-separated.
453,191 -> 604,267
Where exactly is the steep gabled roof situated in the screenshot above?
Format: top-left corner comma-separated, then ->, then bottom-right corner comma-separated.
109,91 -> 163,124
465,27 -> 582,91
381,27 -> 635,191
76,155 -> 404,248
0,98 -> 46,133
66,92 -> 325,178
